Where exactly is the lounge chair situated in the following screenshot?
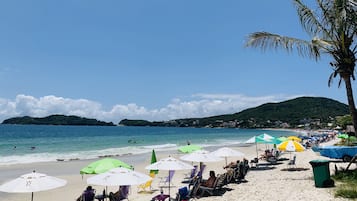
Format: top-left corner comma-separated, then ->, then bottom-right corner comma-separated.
288,155 -> 297,169
159,170 -> 175,187
198,174 -> 226,197
182,165 -> 198,183
172,186 -> 191,201
196,164 -> 206,178
184,165 -> 198,179
109,186 -> 129,201
138,177 -> 154,193
250,157 -> 259,168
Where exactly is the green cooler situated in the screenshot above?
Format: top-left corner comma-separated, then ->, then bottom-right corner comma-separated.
309,159 -> 334,187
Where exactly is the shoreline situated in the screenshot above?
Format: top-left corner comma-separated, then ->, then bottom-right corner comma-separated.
0,138 -> 351,201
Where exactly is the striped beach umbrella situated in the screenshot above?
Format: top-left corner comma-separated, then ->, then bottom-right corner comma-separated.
277,140 -> 305,152
287,136 -> 302,142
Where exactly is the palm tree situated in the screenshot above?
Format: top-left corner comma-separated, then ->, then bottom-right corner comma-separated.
246,0 -> 357,136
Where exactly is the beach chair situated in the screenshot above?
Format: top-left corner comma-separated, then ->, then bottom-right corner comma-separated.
137,172 -> 155,193
198,174 -> 226,197
109,186 -> 129,201
173,186 -> 191,201
182,165 -> 198,183
184,165 -> 198,179
138,178 -> 154,193
197,164 -> 206,178
159,170 -> 175,187
250,157 -> 259,168
288,155 -> 297,169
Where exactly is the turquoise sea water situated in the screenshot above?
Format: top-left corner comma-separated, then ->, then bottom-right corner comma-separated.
0,125 -> 296,165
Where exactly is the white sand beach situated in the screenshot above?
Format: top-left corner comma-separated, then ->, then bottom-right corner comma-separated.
0,138 -> 352,201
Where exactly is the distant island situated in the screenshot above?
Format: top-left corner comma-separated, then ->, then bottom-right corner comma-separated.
119,97 -> 350,129
2,114 -> 115,126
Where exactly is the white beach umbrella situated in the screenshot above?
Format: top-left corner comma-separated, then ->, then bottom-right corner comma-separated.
145,156 -> 193,199
211,147 -> 245,165
180,150 -> 224,163
87,167 -> 152,186
145,156 -> 194,171
0,171 -> 67,201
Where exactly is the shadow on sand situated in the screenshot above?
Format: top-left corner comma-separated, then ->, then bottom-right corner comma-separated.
281,167 -> 310,171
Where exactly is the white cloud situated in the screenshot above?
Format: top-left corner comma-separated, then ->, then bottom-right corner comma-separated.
0,93 -> 303,124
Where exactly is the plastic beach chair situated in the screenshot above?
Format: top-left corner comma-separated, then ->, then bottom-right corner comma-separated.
138,174 -> 155,192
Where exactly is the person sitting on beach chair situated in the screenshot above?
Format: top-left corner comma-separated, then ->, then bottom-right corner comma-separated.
77,186 -> 95,201
109,186 -> 129,201
224,160 -> 239,169
259,149 -> 273,160
192,170 -> 216,196
200,171 -> 216,188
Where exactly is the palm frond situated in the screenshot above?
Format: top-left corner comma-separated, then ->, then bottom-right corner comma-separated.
293,0 -> 331,39
246,32 -> 320,60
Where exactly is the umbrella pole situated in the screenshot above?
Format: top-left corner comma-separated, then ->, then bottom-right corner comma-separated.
255,142 -> 258,159
31,192 -> 33,201
168,172 -> 171,200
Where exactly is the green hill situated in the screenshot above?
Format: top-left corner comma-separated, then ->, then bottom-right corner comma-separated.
2,114 -> 115,126
119,97 -> 349,128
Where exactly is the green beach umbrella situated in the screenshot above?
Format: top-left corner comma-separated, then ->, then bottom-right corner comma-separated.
80,158 -> 133,175
150,149 -> 158,174
348,136 -> 357,143
178,144 -> 202,153
277,136 -> 288,142
338,133 -> 349,139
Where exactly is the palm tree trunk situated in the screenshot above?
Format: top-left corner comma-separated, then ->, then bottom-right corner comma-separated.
344,76 -> 357,137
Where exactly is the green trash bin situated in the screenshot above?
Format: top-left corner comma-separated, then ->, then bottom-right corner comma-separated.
309,159 -> 334,187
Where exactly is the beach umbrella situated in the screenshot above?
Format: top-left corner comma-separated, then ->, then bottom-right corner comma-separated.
87,167 -> 152,186
80,158 -> 132,175
277,140 -> 305,152
180,150 -> 224,163
178,144 -> 202,153
349,136 -> 357,141
258,133 -> 275,141
150,149 -> 158,175
287,136 -> 302,142
277,136 -> 288,142
338,133 -> 349,139
245,135 -> 275,158
145,156 -> 193,199
0,171 -> 67,201
211,147 -> 245,165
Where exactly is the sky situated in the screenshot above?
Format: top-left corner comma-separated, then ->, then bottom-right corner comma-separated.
0,0 -> 351,123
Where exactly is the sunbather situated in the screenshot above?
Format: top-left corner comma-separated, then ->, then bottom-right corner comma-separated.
109,185 -> 129,201
200,170 -> 216,188
190,171 -> 216,198
224,160 -> 240,169
77,186 -> 95,201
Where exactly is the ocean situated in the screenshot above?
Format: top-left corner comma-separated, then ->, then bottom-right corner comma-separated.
0,125 -> 297,166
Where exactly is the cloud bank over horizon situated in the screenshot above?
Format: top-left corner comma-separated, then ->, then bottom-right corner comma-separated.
0,94 -> 305,124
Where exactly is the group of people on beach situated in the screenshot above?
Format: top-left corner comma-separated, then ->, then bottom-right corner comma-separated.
77,185 -> 129,201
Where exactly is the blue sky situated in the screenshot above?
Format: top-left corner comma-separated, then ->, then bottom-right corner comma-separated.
0,0 -> 349,123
